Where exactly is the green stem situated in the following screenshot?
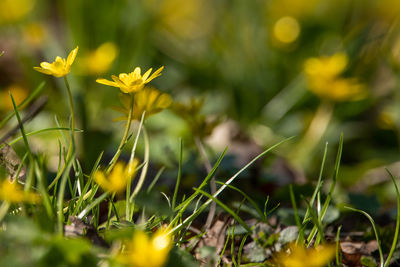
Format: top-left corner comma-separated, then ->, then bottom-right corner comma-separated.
107,93 -> 134,174
63,76 -> 75,163
48,77 -> 76,189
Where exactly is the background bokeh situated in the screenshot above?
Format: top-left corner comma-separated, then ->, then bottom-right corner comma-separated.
1,0 -> 400,214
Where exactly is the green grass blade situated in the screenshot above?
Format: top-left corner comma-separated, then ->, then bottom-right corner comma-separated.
172,138 -> 183,209
170,136 -> 294,234
57,156 -> 74,234
303,197 -> 326,246
9,92 -> 32,157
336,225 -> 342,267
344,206 -> 384,266
290,185 -> 304,244
72,152 -> 103,216
238,234 -> 249,265
8,127 -> 83,146
303,142 -> 328,223
34,159 -> 54,219
384,169 -> 400,267
78,192 -> 109,220
307,134 -> 343,244
217,226 -> 231,266
195,188 -> 252,234
147,166 -> 165,193
0,82 -> 45,129
216,181 -> 264,221
173,147 -> 228,212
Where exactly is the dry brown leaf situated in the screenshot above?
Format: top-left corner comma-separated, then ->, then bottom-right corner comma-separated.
0,143 -> 26,182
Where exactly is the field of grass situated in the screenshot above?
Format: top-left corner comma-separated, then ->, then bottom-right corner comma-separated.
1,1 -> 400,266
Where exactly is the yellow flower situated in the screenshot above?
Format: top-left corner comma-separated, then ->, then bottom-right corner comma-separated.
23,22 -> 47,48
0,0 -> 35,24
304,53 -> 348,79
275,243 -> 335,267
34,46 -> 79,78
94,160 -> 139,194
114,86 -> 172,121
96,66 -> 164,94
273,16 -> 301,44
304,53 -> 366,102
0,179 -> 40,203
79,42 -> 118,75
120,228 -> 172,267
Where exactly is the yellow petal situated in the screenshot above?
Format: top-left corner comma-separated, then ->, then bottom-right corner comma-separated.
96,78 -> 120,88
141,68 -> 153,82
146,66 -> 164,83
118,73 -> 129,81
33,66 -> 52,75
131,67 -> 141,81
67,46 -> 79,66
157,94 -> 173,108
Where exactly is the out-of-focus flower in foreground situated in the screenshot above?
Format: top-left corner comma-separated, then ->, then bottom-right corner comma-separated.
273,16 -> 301,44
0,0 -> 35,24
34,46 -> 79,78
94,160 -> 139,194
114,86 -> 172,121
304,53 -> 366,102
78,42 -> 118,75
0,179 -> 40,203
119,228 -> 172,267
275,243 -> 335,267
96,66 -> 164,94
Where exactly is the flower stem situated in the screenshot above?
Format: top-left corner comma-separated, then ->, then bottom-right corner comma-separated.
291,100 -> 334,167
107,94 -> 134,174
48,77 -> 76,190
63,76 -> 75,162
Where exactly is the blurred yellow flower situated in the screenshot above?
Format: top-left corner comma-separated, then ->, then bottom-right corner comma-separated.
96,66 -> 164,94
0,179 -> 40,203
23,22 -> 47,48
275,243 -> 335,267
94,160 -> 139,194
304,53 -> 348,78
146,0 -> 214,40
1,84 -> 29,111
377,110 -> 397,129
114,86 -> 172,121
34,46 -> 79,78
0,0 -> 35,24
304,53 -> 366,101
120,228 -> 172,267
79,42 -> 118,75
273,16 -> 301,44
